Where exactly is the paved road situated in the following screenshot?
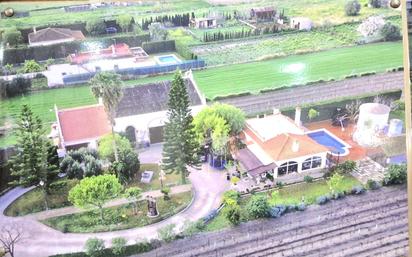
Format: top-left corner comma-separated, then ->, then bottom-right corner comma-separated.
137,186 -> 408,257
218,72 -> 403,115
0,166 -> 230,257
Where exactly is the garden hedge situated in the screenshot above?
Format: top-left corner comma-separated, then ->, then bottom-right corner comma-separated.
142,40 -> 176,54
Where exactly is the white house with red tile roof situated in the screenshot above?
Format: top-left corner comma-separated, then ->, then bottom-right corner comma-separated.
236,109 -> 331,181
51,104 -> 110,156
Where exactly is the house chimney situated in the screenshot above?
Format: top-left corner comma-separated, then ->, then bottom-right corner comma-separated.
33,26 -> 37,34
295,106 -> 301,126
292,139 -> 300,152
273,108 -> 280,115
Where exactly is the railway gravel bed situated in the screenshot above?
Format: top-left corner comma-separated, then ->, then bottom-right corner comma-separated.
136,186 -> 408,257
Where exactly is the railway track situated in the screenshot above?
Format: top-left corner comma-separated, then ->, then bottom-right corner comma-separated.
136,186 -> 408,257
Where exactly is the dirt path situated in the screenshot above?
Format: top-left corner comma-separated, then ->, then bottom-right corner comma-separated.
218,72 -> 403,115
137,186 -> 408,257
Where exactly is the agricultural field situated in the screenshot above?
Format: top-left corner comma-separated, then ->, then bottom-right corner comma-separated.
192,16 -> 401,66
194,42 -> 403,98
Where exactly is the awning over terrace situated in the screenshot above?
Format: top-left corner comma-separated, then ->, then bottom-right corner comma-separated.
237,148 -> 277,177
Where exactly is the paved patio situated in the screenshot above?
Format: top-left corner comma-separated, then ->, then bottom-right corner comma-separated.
351,157 -> 386,184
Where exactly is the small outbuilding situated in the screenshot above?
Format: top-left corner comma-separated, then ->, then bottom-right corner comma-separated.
28,27 -> 85,47
250,7 -> 276,22
290,17 -> 313,31
190,17 -> 218,29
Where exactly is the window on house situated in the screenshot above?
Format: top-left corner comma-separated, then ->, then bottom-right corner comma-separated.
278,161 -> 298,176
302,156 -> 322,171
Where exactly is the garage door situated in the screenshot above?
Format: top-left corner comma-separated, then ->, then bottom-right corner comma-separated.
149,126 -> 164,144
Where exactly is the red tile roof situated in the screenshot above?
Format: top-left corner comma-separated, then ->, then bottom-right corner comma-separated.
57,105 -> 110,143
244,127 -> 328,161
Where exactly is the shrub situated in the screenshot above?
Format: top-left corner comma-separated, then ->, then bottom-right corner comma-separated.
316,195 -> 329,205
304,175 -> 314,183
157,224 -> 176,243
85,238 -> 105,257
3,29 -> 22,47
336,160 -> 357,174
111,237 -> 127,256
222,190 -> 240,206
21,60 -> 43,73
327,173 -> 345,194
345,0 -> 361,16
86,19 -> 106,35
269,205 -> 287,218
297,203 -> 306,211
369,0 -> 381,8
380,23 -> 401,41
246,195 -> 269,219
182,220 -> 205,237
384,164 -> 407,185
224,204 -> 241,225
161,187 -> 171,200
276,181 -> 284,189
366,179 -> 381,190
230,176 -> 240,185
0,77 -> 31,98
351,185 -> 366,195
307,108 -> 319,120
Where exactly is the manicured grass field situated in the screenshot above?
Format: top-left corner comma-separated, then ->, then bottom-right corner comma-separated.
42,191 -> 192,233
205,174 -> 360,232
194,42 -> 403,99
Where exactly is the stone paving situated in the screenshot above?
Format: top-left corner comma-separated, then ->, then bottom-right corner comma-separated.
351,157 -> 386,184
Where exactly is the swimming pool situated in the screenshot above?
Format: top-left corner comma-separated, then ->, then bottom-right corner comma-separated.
306,129 -> 350,156
156,55 -> 181,65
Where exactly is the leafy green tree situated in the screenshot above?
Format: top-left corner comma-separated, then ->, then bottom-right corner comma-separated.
224,204 -> 241,225
162,71 -> 200,184
124,187 -> 142,215
90,72 -> 124,162
148,22 -> 168,41
222,190 -> 240,206
86,19 -> 106,36
68,174 -> 123,223
117,14 -> 132,33
307,108 -> 319,120
9,105 -> 59,209
210,103 -> 245,135
345,0 -> 361,16
111,237 -> 127,256
21,60 -> 42,73
2,29 -> 22,47
369,0 -> 381,8
157,224 -> 176,243
246,195 -> 269,219
327,173 -> 345,194
99,134 -> 140,184
84,238 -> 105,257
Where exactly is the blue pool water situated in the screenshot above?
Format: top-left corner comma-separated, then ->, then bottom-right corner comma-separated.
307,130 -> 347,155
158,55 -> 179,64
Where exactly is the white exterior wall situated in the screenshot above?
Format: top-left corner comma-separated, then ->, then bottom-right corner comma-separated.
291,18 -> 313,31
114,104 -> 206,143
273,151 -> 328,178
29,38 -> 75,47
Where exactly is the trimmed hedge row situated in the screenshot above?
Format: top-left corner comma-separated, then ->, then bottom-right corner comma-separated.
142,40 -> 176,54
49,242 -> 154,257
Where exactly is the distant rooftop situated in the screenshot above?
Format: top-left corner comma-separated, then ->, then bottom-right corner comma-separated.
115,79 -> 203,118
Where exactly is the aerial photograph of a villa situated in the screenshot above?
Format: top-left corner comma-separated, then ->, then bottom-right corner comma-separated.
0,0 -> 410,256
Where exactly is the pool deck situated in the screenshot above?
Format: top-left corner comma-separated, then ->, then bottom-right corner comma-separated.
305,120 -> 383,161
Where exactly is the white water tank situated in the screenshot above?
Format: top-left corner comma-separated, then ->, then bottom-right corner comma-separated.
356,103 -> 390,131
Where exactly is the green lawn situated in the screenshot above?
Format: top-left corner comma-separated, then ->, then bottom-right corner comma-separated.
42,191 -> 192,233
4,179 -> 79,217
205,174 -> 361,232
194,42 -> 403,99
132,163 -> 183,192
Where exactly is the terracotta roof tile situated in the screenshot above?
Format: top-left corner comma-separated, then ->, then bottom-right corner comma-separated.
58,105 -> 110,143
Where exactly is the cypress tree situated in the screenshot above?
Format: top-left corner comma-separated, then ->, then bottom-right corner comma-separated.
162,71 -> 200,184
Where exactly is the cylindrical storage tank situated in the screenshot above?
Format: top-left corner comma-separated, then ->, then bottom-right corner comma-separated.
356,103 -> 390,131
387,119 -> 403,137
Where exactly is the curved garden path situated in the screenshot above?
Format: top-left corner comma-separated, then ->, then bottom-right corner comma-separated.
0,166 -> 230,257
219,71 -> 403,115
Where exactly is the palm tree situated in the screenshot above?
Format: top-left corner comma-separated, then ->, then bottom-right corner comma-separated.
90,71 -> 123,161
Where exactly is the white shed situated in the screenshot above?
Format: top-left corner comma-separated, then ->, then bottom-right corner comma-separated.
290,17 -> 313,31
